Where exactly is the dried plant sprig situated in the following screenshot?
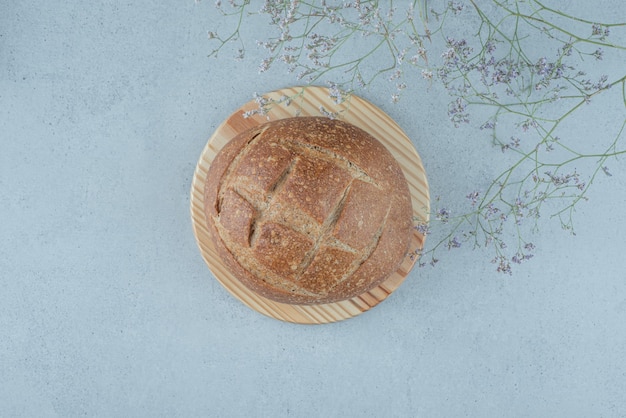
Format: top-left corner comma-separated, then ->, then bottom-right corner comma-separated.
209,1 -> 436,101
421,1 -> 626,269
205,0 -> 626,273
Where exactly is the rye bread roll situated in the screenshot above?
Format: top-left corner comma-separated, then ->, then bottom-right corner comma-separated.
204,117 -> 413,305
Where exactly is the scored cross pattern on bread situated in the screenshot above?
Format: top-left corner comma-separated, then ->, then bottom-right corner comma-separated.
204,117 -> 413,305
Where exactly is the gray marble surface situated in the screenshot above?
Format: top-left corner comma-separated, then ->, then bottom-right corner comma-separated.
2,1 -> 625,416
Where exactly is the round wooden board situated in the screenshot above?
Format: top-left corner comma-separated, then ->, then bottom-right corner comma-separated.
190,86 -> 429,324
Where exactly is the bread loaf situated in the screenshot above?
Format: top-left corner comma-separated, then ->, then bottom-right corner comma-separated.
204,116 -> 413,305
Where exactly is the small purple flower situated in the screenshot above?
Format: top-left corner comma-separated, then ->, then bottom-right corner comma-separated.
448,98 -> 470,126
318,105 -> 338,119
592,23 -> 603,36
447,236 -> 462,249
327,81 -> 346,104
436,208 -> 451,223
466,191 -> 480,206
448,1 -> 464,15
592,49 -> 604,60
493,256 -> 512,275
415,223 -> 430,236
561,42 -> 573,56
521,119 -> 538,132
258,58 -> 271,73
480,120 -> 495,130
484,203 -> 500,219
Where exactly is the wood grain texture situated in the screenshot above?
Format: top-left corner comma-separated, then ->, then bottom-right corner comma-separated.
190,86 -> 429,324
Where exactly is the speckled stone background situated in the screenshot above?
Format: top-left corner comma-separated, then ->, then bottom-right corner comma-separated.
2,1 -> 625,416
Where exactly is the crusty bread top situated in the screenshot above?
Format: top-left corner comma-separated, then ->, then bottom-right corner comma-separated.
204,116 -> 413,305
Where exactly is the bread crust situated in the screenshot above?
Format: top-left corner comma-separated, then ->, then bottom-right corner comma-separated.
204,117 -> 412,305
